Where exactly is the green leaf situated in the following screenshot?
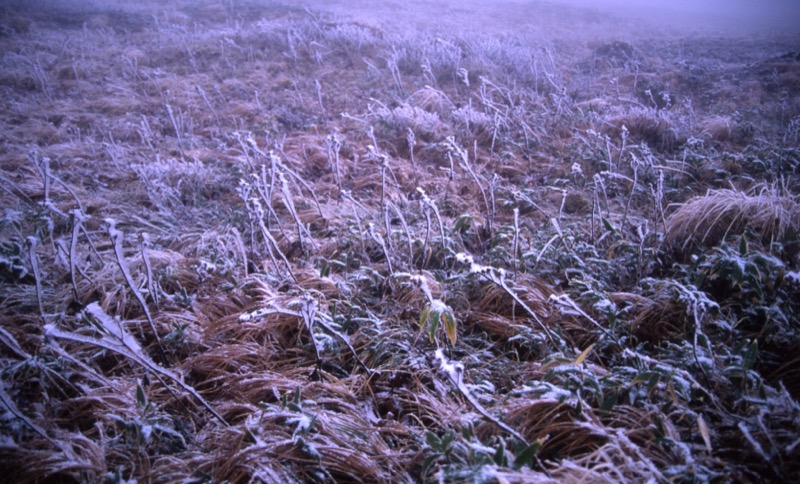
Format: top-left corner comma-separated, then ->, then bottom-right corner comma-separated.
493,440 -> 507,466
600,392 -> 618,412
425,431 -> 441,451
428,310 -> 440,343
440,429 -> 455,450
513,441 -> 542,469
136,382 -> 147,409
633,371 -> 658,383
742,341 -> 758,371
419,306 -> 432,329
601,217 -> 616,234
421,454 -> 439,476
461,423 -> 474,440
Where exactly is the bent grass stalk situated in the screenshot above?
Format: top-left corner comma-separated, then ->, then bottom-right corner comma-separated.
105,219 -> 163,350
250,198 -> 298,284
68,210 -> 88,299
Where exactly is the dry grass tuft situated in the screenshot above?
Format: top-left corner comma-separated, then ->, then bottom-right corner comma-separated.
470,275 -> 554,320
503,400 -> 608,461
665,185 -> 800,250
610,291 -> 692,344
604,110 -> 681,152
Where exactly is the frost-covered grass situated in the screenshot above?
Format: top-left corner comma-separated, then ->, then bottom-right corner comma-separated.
1,0 -> 799,482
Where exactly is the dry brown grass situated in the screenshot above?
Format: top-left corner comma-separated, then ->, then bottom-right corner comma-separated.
604,110 -> 681,152
503,399 -> 608,461
665,185 -> 800,249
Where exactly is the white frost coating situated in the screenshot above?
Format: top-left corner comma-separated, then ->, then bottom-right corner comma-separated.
434,348 -> 464,388
786,271 -> 800,284
738,421 -> 770,463
361,400 -> 381,424
428,299 -> 449,314
593,298 -> 617,314
466,380 -> 496,395
622,348 -> 695,395
455,252 -> 493,276
467,441 -> 498,455
85,302 -> 141,353
695,356 -> 715,368
239,302 -> 301,322
415,187 -> 432,204
400,272 -> 433,302
140,424 -> 153,443
288,414 -> 313,435
313,332 -> 336,351
104,218 -> 122,240
511,380 -> 576,402
472,465 -> 498,483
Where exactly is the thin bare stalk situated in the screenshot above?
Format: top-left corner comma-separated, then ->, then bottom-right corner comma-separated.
325,132 -> 342,189
512,208 -> 520,279
389,201 -> 414,268
47,305 -> 228,426
407,128 -> 419,186
621,156 -> 639,232
26,236 -> 44,319
165,102 -> 185,155
249,199 -> 298,285
368,223 -> 394,275
69,210 -> 88,299
457,253 -> 560,348
315,79 -> 325,115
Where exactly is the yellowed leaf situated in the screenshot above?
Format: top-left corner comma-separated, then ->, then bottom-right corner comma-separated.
574,343 -> 594,365
697,414 -> 712,452
442,311 -> 457,346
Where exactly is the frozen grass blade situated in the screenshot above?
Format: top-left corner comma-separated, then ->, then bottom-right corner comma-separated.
68,210 -> 88,300
140,233 -> 158,309
105,219 -> 162,349
47,303 -> 228,426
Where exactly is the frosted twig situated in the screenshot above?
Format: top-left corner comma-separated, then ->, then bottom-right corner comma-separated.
456,253 -> 560,347
434,349 -> 538,456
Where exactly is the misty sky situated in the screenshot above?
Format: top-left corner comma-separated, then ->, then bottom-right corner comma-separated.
554,0 -> 800,34
305,0 -> 800,39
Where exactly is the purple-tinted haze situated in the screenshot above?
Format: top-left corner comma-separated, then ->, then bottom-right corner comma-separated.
555,0 -> 800,34
305,0 -> 800,39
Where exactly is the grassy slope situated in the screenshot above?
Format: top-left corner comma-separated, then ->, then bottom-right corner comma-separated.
1,0 -> 799,481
